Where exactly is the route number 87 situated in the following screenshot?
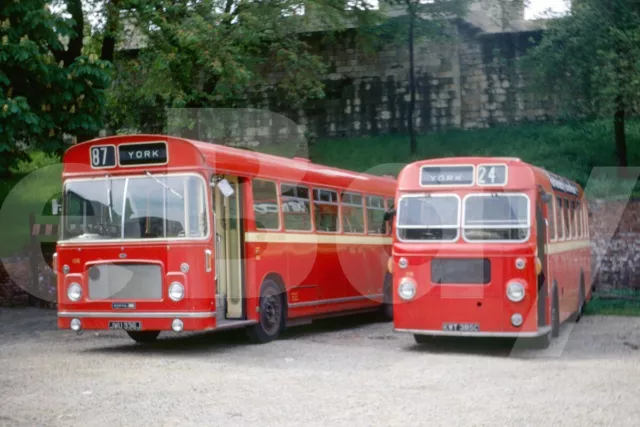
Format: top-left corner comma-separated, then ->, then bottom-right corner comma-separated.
90,146 -> 115,168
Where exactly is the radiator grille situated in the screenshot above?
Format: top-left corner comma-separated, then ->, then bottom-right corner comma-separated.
431,258 -> 491,284
87,263 -> 162,300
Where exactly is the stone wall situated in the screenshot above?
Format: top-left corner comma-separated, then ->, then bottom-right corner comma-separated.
590,199 -> 640,291
251,23 -> 550,142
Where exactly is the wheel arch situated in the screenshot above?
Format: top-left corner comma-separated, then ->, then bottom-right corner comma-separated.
262,272 -> 288,323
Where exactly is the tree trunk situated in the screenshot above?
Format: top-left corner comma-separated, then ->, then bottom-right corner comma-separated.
614,96 -> 628,169
101,0 -> 121,62
63,0 -> 84,66
407,5 -> 417,155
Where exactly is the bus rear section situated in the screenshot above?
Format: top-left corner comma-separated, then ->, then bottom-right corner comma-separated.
391,161 -> 553,346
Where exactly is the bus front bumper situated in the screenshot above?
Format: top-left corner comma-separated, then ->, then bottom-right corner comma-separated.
57,311 -> 217,332
394,326 -> 552,338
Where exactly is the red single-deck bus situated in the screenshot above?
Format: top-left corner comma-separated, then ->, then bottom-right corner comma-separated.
390,157 -> 592,348
54,134 -> 396,343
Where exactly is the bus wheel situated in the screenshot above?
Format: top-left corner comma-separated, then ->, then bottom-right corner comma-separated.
126,331 -> 160,343
247,280 -> 285,344
414,334 -> 434,344
576,276 -> 586,323
551,285 -> 560,338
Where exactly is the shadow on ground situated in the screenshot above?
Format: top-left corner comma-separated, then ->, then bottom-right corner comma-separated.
80,312 -> 386,356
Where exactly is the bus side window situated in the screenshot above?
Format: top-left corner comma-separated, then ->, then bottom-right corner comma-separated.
281,183 -> 312,231
252,179 -> 280,231
556,197 -> 564,240
341,191 -> 365,234
548,194 -> 556,241
386,198 -> 395,236
313,188 -> 339,233
563,199 -> 571,239
366,195 -> 386,235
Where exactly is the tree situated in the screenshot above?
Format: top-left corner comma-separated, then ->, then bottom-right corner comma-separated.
0,0 -> 112,175
523,0 -> 640,167
379,0 -> 469,155
106,0 -> 382,136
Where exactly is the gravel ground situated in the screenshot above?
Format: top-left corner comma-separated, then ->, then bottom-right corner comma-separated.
1,308 -> 640,427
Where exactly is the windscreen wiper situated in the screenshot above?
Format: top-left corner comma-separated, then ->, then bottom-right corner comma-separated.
145,171 -> 183,199
105,173 -> 113,222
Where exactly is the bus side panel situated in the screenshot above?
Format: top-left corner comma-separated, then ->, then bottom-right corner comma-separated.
338,240 -> 370,301
285,239 -> 319,318
315,240 -> 343,304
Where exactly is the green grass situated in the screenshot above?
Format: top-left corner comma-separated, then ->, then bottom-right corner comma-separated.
584,290 -> 640,316
0,151 -> 61,258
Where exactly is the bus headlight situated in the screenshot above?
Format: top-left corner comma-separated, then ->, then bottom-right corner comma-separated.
168,282 -> 184,301
398,277 -> 417,300
506,281 -> 525,302
67,283 -> 82,301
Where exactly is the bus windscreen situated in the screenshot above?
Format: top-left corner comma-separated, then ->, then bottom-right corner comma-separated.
463,193 -> 530,241
396,195 -> 459,241
62,173 -> 208,241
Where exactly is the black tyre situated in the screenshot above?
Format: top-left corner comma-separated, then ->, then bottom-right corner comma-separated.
379,272 -> 393,322
247,280 -> 285,344
551,285 -> 560,338
414,334 -> 434,344
126,331 -> 160,343
576,276 -> 586,323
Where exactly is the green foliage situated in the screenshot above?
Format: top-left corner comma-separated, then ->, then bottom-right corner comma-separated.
107,0 -> 382,132
377,0 -> 470,45
522,0 -> 640,165
523,0 -> 640,115
0,0 -> 112,176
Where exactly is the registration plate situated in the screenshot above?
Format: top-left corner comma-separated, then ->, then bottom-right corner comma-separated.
108,321 -> 142,331
442,323 -> 479,332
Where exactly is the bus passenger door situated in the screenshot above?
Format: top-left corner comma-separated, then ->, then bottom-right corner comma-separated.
213,175 -> 245,320
536,202 -> 548,327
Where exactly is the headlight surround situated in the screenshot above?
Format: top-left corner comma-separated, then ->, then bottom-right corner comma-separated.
506,281 -> 526,302
398,277 -> 417,300
67,282 -> 82,301
168,281 -> 185,301
511,313 -> 524,327
398,257 -> 409,269
515,258 -> 526,270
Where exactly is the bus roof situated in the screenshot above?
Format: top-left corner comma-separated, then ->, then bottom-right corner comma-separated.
397,156 -> 584,198
62,134 -> 397,196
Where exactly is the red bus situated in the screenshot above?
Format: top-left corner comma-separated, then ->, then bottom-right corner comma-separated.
54,134 -> 396,343
389,157 -> 592,348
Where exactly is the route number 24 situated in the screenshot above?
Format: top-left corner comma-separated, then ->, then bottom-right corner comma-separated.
477,165 -> 506,185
